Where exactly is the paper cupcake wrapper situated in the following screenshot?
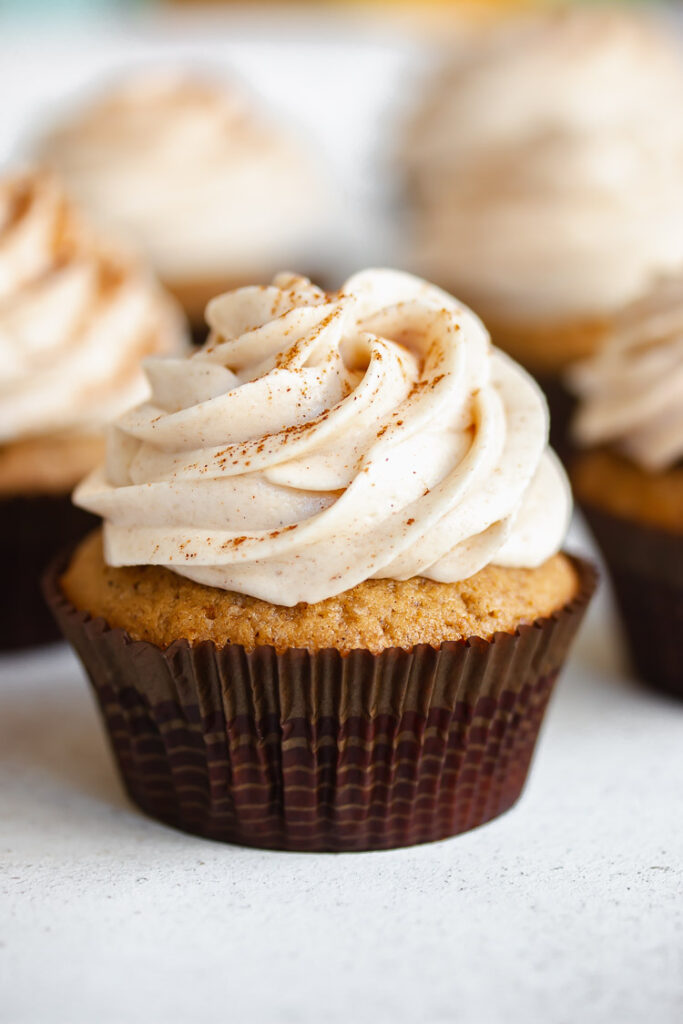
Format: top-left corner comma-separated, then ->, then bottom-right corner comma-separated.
44,554 -> 596,851
582,505 -> 682,699
0,495 -> 96,650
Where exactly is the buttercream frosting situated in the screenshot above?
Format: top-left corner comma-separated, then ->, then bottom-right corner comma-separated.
0,172 -> 187,444
39,73 -> 327,283
74,269 -> 571,605
568,277 -> 683,472
407,7 -> 683,322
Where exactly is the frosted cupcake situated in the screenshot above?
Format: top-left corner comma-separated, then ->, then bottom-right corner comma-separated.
0,171 -> 186,648
568,278 -> 683,698
404,7 -> 683,450
39,72 -> 329,335
45,269 -> 595,850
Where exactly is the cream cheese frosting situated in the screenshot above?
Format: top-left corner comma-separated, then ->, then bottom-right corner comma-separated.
74,269 -> 571,605
0,172 -> 187,444
568,277 -> 683,472
39,73 -> 328,284
407,7 -> 683,322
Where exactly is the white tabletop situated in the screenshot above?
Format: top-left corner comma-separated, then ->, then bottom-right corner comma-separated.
1,10 -> 682,1023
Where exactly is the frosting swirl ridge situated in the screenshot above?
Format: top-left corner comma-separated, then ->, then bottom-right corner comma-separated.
568,277 -> 683,471
0,172 -> 186,443
75,270 -> 570,604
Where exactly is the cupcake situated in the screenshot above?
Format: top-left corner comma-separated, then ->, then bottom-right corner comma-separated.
403,7 -> 683,453
567,277 -> 683,698
0,171 -> 186,649
45,269 -> 595,851
38,72 -> 329,337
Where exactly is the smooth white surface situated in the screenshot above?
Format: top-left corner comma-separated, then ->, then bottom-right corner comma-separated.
1,11 -> 682,1024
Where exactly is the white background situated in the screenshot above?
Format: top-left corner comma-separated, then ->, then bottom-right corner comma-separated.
1,7 -> 682,1023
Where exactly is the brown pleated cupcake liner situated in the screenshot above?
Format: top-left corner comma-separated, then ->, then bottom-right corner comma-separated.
0,495 -> 96,650
582,505 -> 682,699
43,553 -> 596,852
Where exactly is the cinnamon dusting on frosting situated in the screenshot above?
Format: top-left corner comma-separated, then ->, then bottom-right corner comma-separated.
75,269 -> 570,604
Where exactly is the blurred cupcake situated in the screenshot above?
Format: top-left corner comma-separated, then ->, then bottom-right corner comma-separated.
39,72 -> 330,336
568,278 -> 683,699
404,7 -> 683,451
45,269 -> 595,851
0,171 -> 186,649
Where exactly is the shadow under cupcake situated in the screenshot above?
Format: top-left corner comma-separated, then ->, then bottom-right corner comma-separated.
45,269 -> 595,851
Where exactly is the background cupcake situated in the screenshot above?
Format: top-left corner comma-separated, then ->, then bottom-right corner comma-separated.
403,7 -> 683,452
46,268 -> 595,851
0,171 -> 186,649
567,277 -> 683,698
38,71 -> 331,337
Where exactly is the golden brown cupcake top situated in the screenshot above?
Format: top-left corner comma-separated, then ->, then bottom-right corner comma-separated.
571,448 -> 683,534
61,529 -> 580,653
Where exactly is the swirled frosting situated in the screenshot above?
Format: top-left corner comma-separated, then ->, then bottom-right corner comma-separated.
407,7 -> 683,322
74,269 -> 570,605
568,278 -> 683,472
0,173 -> 187,444
39,73 -> 327,283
